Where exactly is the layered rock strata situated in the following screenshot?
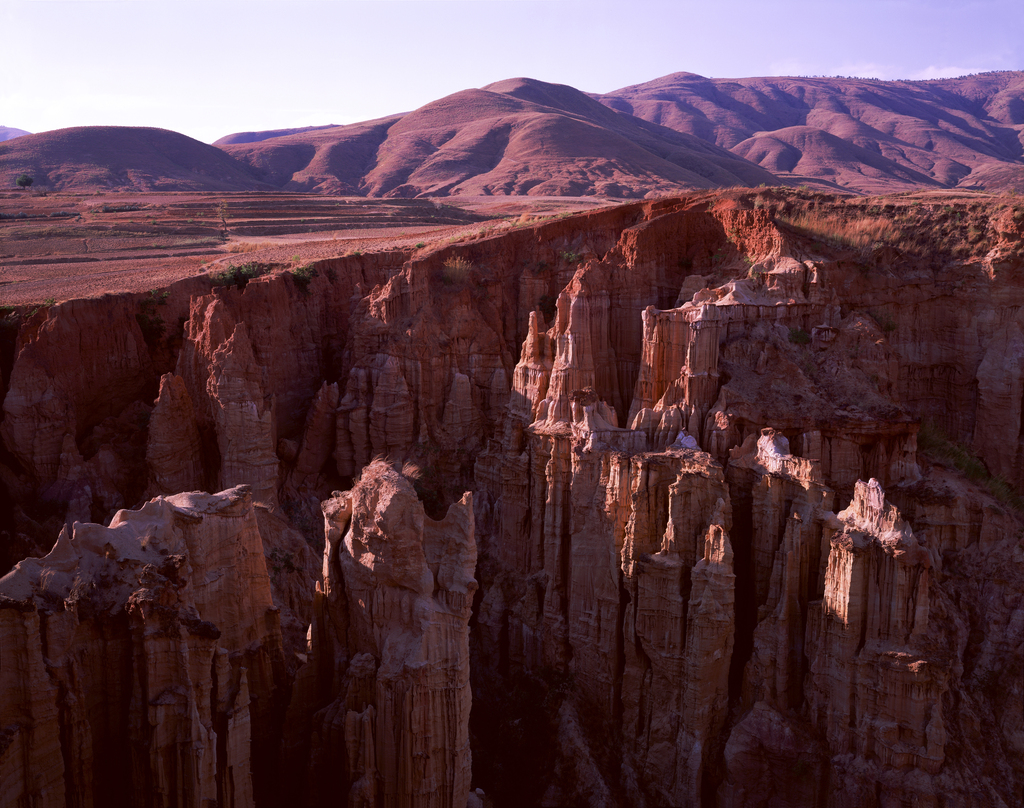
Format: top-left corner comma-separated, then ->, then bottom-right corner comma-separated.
0,191 -> 1022,807
0,486 -> 286,808
287,461 -> 476,808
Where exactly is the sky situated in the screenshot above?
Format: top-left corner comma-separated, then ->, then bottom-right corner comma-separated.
2,0 -> 1023,144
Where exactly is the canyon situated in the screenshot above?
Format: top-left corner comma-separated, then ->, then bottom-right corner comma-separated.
1,188 -> 1024,807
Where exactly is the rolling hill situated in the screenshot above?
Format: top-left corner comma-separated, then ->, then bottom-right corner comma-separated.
213,124 -> 342,146
219,78 -> 779,197
7,72 -> 1024,196
595,71 -> 1024,193
0,126 -> 267,192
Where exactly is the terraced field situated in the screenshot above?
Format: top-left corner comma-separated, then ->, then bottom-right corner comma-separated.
0,193 -> 500,305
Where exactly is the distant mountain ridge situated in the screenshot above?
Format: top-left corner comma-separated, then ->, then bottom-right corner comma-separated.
593,71 -> 1024,193
4,71 -> 1024,195
213,124 -> 341,146
218,78 -> 777,197
0,126 -> 30,143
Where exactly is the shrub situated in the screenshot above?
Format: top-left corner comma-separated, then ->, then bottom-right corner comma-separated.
16,174 -> 33,189
99,202 -> 145,213
560,250 -> 582,264
209,262 -> 271,290
135,289 -> 170,343
291,264 -> 318,292
789,327 -> 811,345
0,306 -> 20,338
870,310 -> 897,333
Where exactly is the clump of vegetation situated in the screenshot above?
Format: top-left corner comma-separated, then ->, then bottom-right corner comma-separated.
918,422 -> 1024,512
0,305 -> 20,338
226,241 -> 276,254
789,327 -> 811,345
16,174 -> 33,189
209,262 -> 272,290
440,255 -> 473,287
414,242 -> 426,249
291,264 -> 318,292
560,250 -> 582,264
869,310 -> 898,333
98,202 -> 146,213
777,211 -> 895,249
24,298 -> 57,318
135,289 -> 170,343
267,549 -> 299,576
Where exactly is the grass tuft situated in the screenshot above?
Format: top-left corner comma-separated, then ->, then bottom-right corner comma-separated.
777,211 -> 895,249
918,422 -> 1024,512
226,241 -> 276,254
440,255 -> 473,286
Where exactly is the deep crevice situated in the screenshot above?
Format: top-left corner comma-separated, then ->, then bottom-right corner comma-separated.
727,471 -> 757,703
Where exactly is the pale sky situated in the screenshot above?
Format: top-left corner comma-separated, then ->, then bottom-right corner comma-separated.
2,0 -> 1023,144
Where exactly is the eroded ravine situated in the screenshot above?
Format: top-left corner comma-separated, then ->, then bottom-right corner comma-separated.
1,190 -> 1023,808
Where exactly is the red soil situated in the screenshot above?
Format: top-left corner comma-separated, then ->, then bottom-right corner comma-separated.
0,192 -> 610,306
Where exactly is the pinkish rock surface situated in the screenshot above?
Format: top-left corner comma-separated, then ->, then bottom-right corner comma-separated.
1,191 -> 1023,807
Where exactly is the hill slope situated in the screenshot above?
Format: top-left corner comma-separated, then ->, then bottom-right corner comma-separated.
0,126 -> 30,143
220,78 -> 779,197
12,72 -> 1024,197
213,124 -> 341,145
596,71 -> 1024,193
0,126 -> 266,192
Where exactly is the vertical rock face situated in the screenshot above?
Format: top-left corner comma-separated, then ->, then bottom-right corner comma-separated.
1,298 -> 153,488
466,197 -> 1023,808
301,461 -> 477,808
0,486 -> 286,808
806,480 -> 947,796
176,297 -> 280,505
147,373 -> 204,496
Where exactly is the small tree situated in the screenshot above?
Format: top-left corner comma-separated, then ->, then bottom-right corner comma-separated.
16,174 -> 33,189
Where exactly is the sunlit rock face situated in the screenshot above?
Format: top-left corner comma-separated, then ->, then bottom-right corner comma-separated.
287,460 -> 477,808
2,192 -> 1023,807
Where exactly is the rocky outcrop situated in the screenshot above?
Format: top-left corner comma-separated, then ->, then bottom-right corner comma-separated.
147,373 -> 204,496
0,486 -> 286,808
0,298 -> 153,489
294,461 -> 477,808
467,196 -> 1023,807
807,480 -> 945,794
176,297 -> 280,505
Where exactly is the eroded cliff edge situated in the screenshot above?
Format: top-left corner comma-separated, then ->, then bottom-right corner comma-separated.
1,190 -> 1023,807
